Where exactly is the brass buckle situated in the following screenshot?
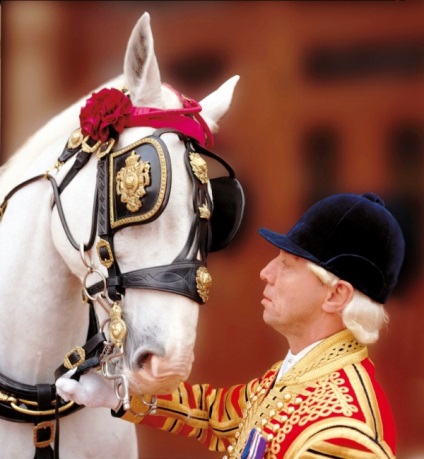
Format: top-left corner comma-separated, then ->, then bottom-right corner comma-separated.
96,137 -> 116,159
63,346 -> 86,370
81,136 -> 101,154
96,239 -> 115,269
34,420 -> 55,448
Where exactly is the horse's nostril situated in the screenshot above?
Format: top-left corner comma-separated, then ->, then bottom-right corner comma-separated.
134,352 -> 151,371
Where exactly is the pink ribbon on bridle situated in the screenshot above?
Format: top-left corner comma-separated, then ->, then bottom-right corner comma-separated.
125,84 -> 214,148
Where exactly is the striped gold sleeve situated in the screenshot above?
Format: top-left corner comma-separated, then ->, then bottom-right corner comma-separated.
120,379 -> 260,452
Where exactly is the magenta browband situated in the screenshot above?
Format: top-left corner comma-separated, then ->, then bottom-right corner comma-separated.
79,85 -> 214,148
126,85 -> 214,148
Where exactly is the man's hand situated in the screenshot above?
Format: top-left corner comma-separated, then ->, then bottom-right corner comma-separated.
56,370 -> 120,411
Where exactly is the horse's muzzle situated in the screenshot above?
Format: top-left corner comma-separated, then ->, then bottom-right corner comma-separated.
128,353 -> 193,395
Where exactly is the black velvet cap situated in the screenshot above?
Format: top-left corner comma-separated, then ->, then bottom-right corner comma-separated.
259,192 -> 405,304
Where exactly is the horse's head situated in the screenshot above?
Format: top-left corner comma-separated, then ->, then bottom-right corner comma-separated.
50,13 -> 241,398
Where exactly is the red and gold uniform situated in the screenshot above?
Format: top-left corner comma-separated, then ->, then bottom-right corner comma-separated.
120,330 -> 396,458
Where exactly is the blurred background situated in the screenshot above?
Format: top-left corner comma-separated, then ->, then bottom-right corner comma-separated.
2,1 -> 424,458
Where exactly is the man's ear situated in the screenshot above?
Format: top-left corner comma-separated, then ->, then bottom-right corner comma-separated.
322,280 -> 354,314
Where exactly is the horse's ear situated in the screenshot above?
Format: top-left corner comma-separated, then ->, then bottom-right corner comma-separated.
123,12 -> 163,107
199,75 -> 240,134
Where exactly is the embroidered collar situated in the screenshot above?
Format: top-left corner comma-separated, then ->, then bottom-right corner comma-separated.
275,329 -> 367,386
277,339 -> 323,381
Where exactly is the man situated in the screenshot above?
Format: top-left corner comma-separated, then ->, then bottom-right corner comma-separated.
57,192 -> 404,458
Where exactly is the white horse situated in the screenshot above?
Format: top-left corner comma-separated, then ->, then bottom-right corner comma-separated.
0,12 -> 240,458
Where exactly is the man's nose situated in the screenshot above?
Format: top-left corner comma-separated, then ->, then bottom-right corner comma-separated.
260,260 -> 273,282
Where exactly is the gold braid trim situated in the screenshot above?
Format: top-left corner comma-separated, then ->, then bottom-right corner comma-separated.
276,329 -> 367,386
302,439 -> 381,459
285,417 -> 395,459
344,363 -> 385,442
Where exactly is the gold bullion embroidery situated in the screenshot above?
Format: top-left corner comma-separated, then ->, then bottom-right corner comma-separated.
277,332 -> 366,386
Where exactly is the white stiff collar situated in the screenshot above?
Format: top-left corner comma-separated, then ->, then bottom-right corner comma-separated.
277,340 -> 323,381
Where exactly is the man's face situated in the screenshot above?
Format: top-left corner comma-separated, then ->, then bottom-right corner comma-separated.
260,250 -> 328,339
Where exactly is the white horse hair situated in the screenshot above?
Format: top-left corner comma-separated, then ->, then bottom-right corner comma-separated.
0,12 -> 239,458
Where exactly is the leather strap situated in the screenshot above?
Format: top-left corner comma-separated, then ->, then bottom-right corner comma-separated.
86,260 -> 206,304
0,175 -> 45,220
47,174 -> 98,252
57,151 -> 91,195
34,385 -> 55,458
54,331 -> 106,381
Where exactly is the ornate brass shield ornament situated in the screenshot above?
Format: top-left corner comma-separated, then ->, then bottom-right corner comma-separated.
116,151 -> 151,212
196,266 -> 212,302
189,152 -> 209,184
109,136 -> 170,230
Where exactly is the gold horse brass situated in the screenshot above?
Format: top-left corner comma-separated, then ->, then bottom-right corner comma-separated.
116,151 -> 151,212
196,267 -> 212,302
109,302 -> 127,348
189,153 -> 209,184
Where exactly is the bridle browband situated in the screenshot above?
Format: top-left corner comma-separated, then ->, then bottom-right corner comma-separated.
0,89 -> 245,458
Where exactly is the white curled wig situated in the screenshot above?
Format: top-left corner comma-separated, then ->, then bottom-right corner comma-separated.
307,262 -> 389,344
